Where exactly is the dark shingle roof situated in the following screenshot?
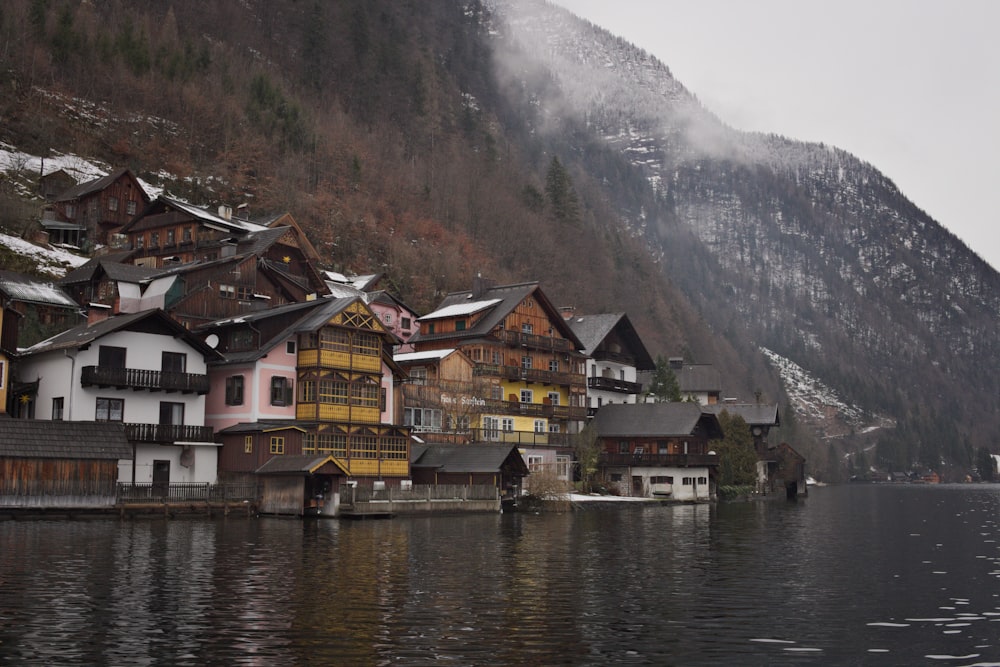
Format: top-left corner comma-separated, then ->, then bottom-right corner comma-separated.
413,281 -> 583,349
0,420 -> 132,459
54,168 -> 141,203
255,454 -> 350,475
217,420 -> 314,434
410,444 -> 528,475
703,403 -> 781,428
592,402 -> 718,438
567,312 -> 655,370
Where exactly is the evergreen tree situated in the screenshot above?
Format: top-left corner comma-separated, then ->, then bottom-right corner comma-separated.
714,411 -> 757,486
544,156 -> 580,224
646,354 -> 681,402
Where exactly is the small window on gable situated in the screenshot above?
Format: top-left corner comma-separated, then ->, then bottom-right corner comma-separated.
455,319 -> 466,331
286,340 -> 296,355
244,436 -> 253,453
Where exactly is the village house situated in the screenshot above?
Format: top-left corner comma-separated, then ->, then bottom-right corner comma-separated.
674,359 -> 723,405
0,270 -> 83,348
591,402 -> 723,501
408,278 -> 588,488
565,311 -> 654,416
43,168 -> 150,248
13,308 -> 221,488
198,296 -> 410,516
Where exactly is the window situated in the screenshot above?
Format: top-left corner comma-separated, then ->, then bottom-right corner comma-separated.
483,416 -> 500,440
549,359 -> 559,372
286,340 -> 296,355
521,355 -> 532,370
501,417 -> 514,432
270,377 -> 293,406
150,232 -> 159,248
610,473 -> 623,482
244,436 -> 253,453
96,397 -> 124,422
98,345 -> 127,369
682,477 -> 693,486
383,313 -> 393,324
299,380 -> 315,402
66,204 -> 76,218
52,397 -> 64,420
225,375 -> 244,405
548,392 -> 560,406
166,229 -> 175,246
270,436 -> 285,454
548,423 -> 561,433
0,360 -> 4,389
219,284 -> 235,299
520,389 -> 533,403
404,407 -> 442,432
455,319 -> 466,331
127,200 -> 137,215
618,441 -> 629,454
698,477 -> 708,485
446,414 -> 471,432
491,385 -> 503,400
159,402 -> 184,425
556,455 -> 570,479
534,419 -> 546,433
401,317 -> 411,331
161,351 -> 186,374
108,197 -> 118,212
526,455 -> 543,472
409,367 -> 427,385
634,446 -> 645,455
182,226 -> 192,242
521,322 -> 533,334
426,323 -> 435,334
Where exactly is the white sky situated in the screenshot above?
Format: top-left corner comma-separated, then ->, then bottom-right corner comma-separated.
552,0 -> 1000,271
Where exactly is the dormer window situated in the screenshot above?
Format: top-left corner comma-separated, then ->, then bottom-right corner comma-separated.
455,319 -> 466,331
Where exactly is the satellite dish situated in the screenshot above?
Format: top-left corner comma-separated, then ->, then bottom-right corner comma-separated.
205,333 -> 220,349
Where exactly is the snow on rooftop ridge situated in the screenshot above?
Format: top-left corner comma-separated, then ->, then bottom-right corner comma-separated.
419,298 -> 502,321
394,349 -> 457,363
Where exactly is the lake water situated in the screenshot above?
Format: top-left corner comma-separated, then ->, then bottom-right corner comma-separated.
2,484 -> 1000,665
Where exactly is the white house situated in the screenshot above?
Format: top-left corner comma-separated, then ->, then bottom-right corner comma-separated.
566,312 -> 655,415
16,308 -> 222,487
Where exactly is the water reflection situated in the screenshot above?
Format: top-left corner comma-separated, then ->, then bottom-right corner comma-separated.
3,486 -> 1000,664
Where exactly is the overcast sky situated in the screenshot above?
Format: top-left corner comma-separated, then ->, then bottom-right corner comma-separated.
552,0 -> 1000,272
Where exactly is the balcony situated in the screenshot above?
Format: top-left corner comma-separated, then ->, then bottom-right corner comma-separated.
469,428 -> 573,448
124,423 -> 215,444
600,452 -> 720,468
493,329 -> 572,352
588,376 -> 643,394
81,366 -> 210,394
473,363 -> 584,387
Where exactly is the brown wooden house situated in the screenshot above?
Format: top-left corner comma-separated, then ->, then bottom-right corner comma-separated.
0,420 -> 132,509
410,443 -> 528,499
45,168 -> 150,248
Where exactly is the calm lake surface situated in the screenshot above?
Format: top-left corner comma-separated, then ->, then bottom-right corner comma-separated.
2,484 -> 1000,666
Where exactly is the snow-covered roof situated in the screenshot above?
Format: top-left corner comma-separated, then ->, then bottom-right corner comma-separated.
0,232 -> 89,277
0,270 -> 79,308
394,349 -> 457,363
160,196 -> 268,233
418,298 -> 501,321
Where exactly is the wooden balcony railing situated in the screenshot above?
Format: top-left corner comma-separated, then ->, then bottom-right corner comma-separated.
492,329 -> 573,352
469,428 -> 573,448
81,366 -> 210,394
473,363 -> 584,387
600,452 -> 720,468
124,423 -> 215,444
588,376 -> 643,394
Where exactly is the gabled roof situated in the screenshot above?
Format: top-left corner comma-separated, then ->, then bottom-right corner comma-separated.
122,195 -> 268,235
324,271 -> 382,291
0,270 -> 79,309
54,167 -> 148,203
410,443 -> 528,475
412,281 -> 583,349
677,364 -> 722,393
255,454 -> 351,475
394,348 -> 457,364
0,420 -> 132,459
217,420 -> 315,434
59,254 -> 162,286
21,308 -> 221,359
592,402 -> 723,439
703,403 -> 781,428
567,312 -> 655,370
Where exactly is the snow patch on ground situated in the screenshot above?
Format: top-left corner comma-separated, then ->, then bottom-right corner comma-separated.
0,231 -> 89,277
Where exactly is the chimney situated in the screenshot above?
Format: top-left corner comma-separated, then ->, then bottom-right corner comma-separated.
87,302 -> 113,325
471,273 -> 494,299
218,204 -> 232,221
560,306 -> 576,320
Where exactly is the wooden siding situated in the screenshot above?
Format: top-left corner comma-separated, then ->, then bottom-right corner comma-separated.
295,403 -> 381,423
0,458 -> 120,499
297,349 -> 381,373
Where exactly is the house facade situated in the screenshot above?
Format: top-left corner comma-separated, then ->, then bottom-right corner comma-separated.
45,168 -> 150,248
409,278 -> 588,487
592,402 -> 723,501
200,296 -> 410,514
566,311 -> 654,416
14,309 -> 220,487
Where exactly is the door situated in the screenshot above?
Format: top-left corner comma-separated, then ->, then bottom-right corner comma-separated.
152,460 -> 170,497
632,475 -> 644,496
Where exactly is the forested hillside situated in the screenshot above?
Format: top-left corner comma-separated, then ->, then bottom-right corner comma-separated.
1,0 -> 997,478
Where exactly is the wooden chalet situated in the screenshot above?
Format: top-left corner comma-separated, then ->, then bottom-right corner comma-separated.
0,420 -> 132,509
410,443 -> 528,499
44,168 -> 150,247
566,311 -> 655,414
394,348 -> 487,444
591,402 -> 723,500
38,168 -> 77,201
0,270 -> 84,347
410,277 -> 588,488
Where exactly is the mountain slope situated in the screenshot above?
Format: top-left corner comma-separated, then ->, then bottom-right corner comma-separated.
494,0 -> 1000,467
